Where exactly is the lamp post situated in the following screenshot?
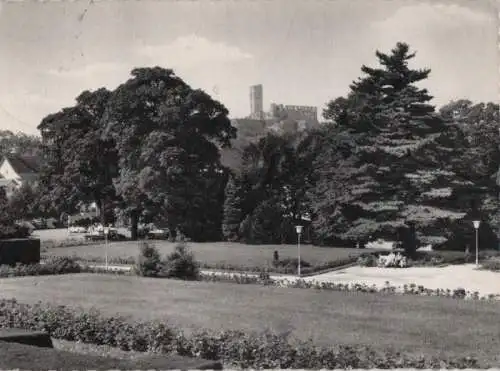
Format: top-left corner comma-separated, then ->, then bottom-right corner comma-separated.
103,225 -> 110,271
295,225 -> 303,277
473,220 -> 480,266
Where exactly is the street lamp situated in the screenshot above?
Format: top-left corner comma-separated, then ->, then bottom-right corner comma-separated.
295,225 -> 303,277
103,225 -> 110,271
473,220 -> 480,266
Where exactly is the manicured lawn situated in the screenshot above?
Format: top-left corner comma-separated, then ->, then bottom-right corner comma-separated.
1,274 -> 500,363
43,240 -> 366,268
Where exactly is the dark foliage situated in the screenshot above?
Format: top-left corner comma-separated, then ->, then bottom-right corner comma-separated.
0,299 -> 485,369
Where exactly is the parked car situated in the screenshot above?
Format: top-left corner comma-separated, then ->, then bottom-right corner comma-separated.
85,226 -> 127,241
69,226 -> 87,233
31,218 -> 47,230
147,228 -> 170,240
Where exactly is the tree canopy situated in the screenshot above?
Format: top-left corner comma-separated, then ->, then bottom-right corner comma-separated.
101,67 -> 236,240
311,42 -> 474,250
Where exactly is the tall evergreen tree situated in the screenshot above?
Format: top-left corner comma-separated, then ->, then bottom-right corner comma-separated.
312,42 -> 469,249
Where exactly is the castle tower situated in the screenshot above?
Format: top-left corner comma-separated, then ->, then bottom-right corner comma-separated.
249,84 -> 263,119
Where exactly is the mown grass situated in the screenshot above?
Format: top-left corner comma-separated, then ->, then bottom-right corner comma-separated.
42,240 -> 367,269
1,273 -> 500,364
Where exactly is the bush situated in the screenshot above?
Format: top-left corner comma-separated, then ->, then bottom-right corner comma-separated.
0,299 -> 485,369
160,243 -> 200,280
0,224 -> 31,239
480,257 -> 500,272
377,252 -> 408,268
0,257 -> 81,277
134,242 -> 163,277
357,254 -> 377,267
273,257 -> 311,271
72,217 -> 100,228
134,242 -> 200,280
43,256 -> 81,274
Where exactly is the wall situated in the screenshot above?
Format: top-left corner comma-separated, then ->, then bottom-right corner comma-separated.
0,238 -> 40,265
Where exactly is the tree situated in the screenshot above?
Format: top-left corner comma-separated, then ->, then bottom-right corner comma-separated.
0,130 -> 42,158
312,42 -> 470,249
240,198 -> 284,244
224,130 -> 322,244
8,183 -> 37,221
222,175 -> 244,241
439,100 -> 500,249
101,67 -> 236,240
37,88 -> 119,224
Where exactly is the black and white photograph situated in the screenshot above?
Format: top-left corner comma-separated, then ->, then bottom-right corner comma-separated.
0,0 -> 498,369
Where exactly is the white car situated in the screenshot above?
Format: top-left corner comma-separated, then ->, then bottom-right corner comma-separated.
69,226 -> 87,233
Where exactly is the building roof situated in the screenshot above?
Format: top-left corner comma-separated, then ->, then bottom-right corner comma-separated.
3,155 -> 41,174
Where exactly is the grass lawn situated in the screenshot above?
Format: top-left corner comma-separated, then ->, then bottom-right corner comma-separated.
1,274 -> 500,364
43,240 -> 367,268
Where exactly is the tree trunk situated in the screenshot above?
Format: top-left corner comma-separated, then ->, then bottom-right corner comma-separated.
96,199 -> 106,226
130,210 -> 139,241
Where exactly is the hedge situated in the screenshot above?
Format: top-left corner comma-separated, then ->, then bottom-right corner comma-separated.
198,272 -> 497,301
0,299 -> 484,369
62,255 -> 358,275
0,257 -> 81,277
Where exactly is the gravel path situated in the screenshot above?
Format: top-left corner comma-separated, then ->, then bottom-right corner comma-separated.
88,263 -> 500,297
305,264 -> 500,295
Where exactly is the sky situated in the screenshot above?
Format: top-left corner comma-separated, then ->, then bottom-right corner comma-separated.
0,0 -> 497,135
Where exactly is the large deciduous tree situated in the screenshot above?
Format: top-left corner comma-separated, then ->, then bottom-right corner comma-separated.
101,67 -> 236,241
37,88 -> 119,223
439,100 -> 500,250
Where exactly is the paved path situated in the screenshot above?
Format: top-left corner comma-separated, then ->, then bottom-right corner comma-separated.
306,264 -> 500,295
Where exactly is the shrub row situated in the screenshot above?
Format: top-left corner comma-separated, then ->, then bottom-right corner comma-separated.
41,238 -> 105,251
0,257 -> 81,277
0,298 -> 484,369
198,272 -> 499,301
480,257 -> 500,272
60,254 -> 358,275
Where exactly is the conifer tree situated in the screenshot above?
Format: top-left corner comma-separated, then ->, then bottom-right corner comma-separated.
313,43 -> 469,248
222,175 -> 244,241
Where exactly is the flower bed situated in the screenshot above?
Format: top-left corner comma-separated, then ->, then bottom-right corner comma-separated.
199,272 -> 495,301
0,298 -> 484,369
